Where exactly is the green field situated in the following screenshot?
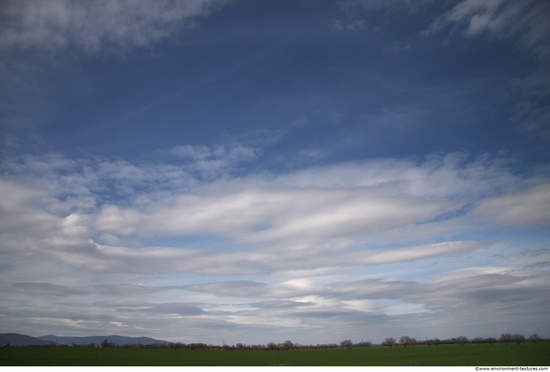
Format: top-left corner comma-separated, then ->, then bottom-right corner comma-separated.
1,343 -> 549,366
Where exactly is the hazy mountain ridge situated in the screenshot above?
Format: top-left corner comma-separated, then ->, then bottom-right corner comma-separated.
0,333 -> 169,346
0,333 -> 56,346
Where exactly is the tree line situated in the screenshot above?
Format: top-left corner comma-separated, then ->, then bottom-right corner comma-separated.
93,333 -> 545,350
381,333 -> 542,348
6,333 -> 544,350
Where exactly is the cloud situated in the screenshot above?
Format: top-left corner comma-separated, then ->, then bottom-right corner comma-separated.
10,282 -> 86,297
472,182 -> 550,226
0,0 -> 231,53
0,151 -> 536,278
420,267 -> 550,329
1,153 -> 199,210
423,0 -> 550,144
168,143 -> 260,179
511,84 -> 550,143
323,266 -> 550,323
96,153 -> 518,245
425,0 -> 550,60
94,181 -> 457,273
0,180 -> 59,247
350,241 -> 480,266
1,151 -> 549,342
136,302 -> 206,316
95,283 -> 171,296
332,0 -> 435,35
331,18 -> 366,33
339,0 -> 433,13
4,266 -> 548,343
277,153 -> 518,198
325,277 -> 417,300
514,99 -> 550,143
183,281 -> 269,298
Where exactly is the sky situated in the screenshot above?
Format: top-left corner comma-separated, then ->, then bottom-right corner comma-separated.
0,0 -> 549,346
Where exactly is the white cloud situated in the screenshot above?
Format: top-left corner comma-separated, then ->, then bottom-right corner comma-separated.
1,153 -> 199,210
88,153 -> 532,276
332,18 -> 366,33
340,0 -> 433,12
424,0 -> 550,145
513,82 -> 550,146
276,153 -> 517,199
0,180 -> 58,246
95,179 -> 448,248
11,282 -> 86,297
425,0 -> 550,59
350,241 -> 480,266
0,0 -> 231,53
183,281 -> 268,298
1,152 -> 550,343
0,151 -> 531,279
472,182 -> 550,226
168,143 -> 260,179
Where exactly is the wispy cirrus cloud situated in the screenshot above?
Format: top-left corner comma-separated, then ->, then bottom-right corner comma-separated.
168,143 -> 260,179
425,0 -> 550,59
423,0 -> 550,144
0,0 -> 232,53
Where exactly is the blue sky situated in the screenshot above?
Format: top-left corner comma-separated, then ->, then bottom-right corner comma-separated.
1,0 -> 549,345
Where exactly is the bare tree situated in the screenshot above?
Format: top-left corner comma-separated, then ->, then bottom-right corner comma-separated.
500,333 -> 513,345
455,336 -> 469,346
282,340 -> 294,350
472,337 -> 485,345
383,337 -> 396,347
340,340 -> 353,349
356,340 -> 372,348
400,336 -> 412,347
512,334 -> 525,345
528,333 -> 541,344
426,338 -> 442,346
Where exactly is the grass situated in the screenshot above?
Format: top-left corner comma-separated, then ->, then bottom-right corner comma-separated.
1,343 -> 549,366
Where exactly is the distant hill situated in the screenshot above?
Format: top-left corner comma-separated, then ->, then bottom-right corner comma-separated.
0,333 -> 170,347
38,334 -> 170,346
0,333 -> 56,347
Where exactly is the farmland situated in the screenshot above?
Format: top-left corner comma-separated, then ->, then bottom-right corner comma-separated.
1,343 -> 549,366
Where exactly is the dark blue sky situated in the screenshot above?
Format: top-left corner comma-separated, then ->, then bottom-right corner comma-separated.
3,0 -> 547,165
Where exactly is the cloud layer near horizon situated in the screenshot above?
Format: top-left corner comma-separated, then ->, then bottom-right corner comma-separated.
1,151 -> 549,343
